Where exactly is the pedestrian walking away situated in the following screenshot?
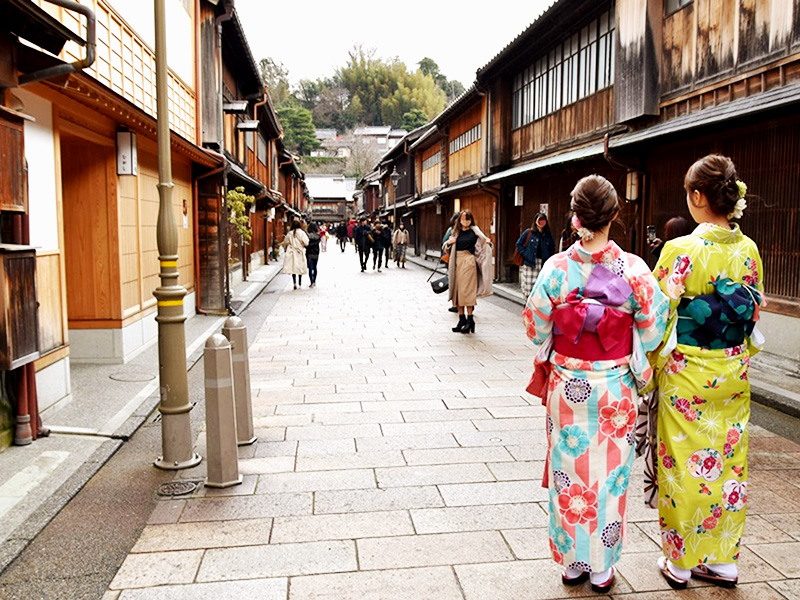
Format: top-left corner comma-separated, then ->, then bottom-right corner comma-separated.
306,222 -> 321,287
380,222 -> 392,268
354,218 -> 370,272
516,212 -> 555,298
392,222 -> 409,267
371,222 -> 385,271
651,154 -> 764,590
443,209 -> 493,333
337,221 -> 348,252
319,224 -> 328,252
281,218 -> 309,289
523,174 -> 669,592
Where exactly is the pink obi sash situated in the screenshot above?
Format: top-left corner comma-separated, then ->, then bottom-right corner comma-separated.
552,265 -> 634,361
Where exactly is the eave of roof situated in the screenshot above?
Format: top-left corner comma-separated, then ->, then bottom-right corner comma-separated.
221,8 -> 263,98
3,0 -> 85,55
475,0 -> 605,82
609,82 -> 800,148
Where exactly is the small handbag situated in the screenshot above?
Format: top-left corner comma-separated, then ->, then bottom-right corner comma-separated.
513,229 -> 532,266
427,258 -> 449,294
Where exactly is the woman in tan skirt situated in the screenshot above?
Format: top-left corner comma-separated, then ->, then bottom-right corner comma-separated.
444,209 -> 493,333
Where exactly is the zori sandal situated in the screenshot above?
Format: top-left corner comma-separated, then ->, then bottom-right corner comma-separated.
657,556 -> 689,590
561,570 -> 589,586
691,564 -> 738,588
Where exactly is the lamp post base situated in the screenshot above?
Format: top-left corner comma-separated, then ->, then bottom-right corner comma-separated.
154,452 -> 202,471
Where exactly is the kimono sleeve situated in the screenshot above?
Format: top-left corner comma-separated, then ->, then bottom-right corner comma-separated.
522,258 -> 561,346
626,255 -> 669,353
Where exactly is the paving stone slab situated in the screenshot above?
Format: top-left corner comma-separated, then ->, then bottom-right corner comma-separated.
275,402 -> 363,415
254,440 -> 299,458
455,430 -> 543,447
412,503 -> 548,534
355,433 -> 459,452
747,541 -> 800,577
381,421 -> 479,436
455,559 -> 632,599
472,417 -> 545,431
314,486 -> 444,514
487,461 -> 544,481
296,451 -> 406,472
361,400 -> 447,412
403,446 -> 515,466
500,527 -> 551,559
179,493 -> 312,522
132,518 -> 273,552
296,439 -> 356,456
286,424 -> 383,440
376,463 -> 495,488
256,469 -> 376,494
313,411 -> 405,425
197,540 -> 357,581
147,500 -> 186,525
109,550 -> 204,590
438,480 -> 549,506
400,408 -> 493,422
357,531 -> 514,570
234,457 -> 295,475
444,397 -> 529,409
118,578 -> 287,600
271,510 -> 414,543
288,566 -> 463,600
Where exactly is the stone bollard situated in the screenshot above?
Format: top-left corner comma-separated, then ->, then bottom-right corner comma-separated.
203,334 -> 242,488
222,316 -> 257,446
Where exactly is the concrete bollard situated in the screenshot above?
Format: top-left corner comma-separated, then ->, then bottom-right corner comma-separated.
222,316 -> 257,446
203,333 -> 242,488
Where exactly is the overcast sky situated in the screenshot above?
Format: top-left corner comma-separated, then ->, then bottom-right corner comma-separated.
236,0 -> 555,89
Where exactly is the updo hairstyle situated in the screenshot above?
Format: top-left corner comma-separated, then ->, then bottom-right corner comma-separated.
684,154 -> 740,219
570,175 -> 620,232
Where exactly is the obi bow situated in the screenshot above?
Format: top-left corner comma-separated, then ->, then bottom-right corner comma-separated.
553,265 -> 633,351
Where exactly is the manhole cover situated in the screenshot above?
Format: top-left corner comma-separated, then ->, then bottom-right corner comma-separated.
109,372 -> 156,382
157,481 -> 199,497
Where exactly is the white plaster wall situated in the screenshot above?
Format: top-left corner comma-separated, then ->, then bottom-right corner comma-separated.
36,357 -> 71,413
105,0 -> 194,87
14,89 -> 59,252
69,291 -> 196,364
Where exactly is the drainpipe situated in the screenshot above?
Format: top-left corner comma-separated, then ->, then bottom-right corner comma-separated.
215,2 -> 234,149
194,148 -> 229,314
19,0 -> 96,86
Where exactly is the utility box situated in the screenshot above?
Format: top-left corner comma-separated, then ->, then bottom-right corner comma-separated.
0,245 -> 39,370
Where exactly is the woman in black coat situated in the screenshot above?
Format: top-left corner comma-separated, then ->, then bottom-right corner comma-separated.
516,212 -> 555,297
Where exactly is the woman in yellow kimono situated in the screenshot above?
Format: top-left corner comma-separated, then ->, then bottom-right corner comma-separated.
653,154 -> 764,589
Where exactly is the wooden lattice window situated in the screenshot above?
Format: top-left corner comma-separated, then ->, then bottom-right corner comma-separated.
0,117 -> 25,212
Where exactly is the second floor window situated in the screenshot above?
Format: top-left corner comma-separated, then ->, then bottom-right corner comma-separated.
449,123 -> 482,155
422,151 -> 441,171
512,7 -> 615,129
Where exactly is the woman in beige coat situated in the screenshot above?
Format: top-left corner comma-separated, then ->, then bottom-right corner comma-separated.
444,210 -> 493,333
281,218 -> 309,289
392,223 -> 410,267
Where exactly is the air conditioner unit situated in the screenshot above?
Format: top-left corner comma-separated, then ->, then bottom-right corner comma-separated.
514,186 -> 524,206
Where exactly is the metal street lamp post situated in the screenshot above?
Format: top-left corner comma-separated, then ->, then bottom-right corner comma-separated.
390,166 -> 400,230
153,0 -> 201,470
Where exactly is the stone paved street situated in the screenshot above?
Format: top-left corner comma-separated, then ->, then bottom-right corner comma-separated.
105,248 -> 800,600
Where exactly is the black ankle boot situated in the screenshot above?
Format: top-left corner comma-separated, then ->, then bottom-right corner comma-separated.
461,315 -> 475,334
452,315 -> 467,332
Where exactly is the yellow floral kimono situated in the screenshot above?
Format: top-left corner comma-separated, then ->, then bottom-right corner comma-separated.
653,223 -> 764,569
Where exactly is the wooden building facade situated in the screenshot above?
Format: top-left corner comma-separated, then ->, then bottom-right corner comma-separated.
386,0 -> 800,372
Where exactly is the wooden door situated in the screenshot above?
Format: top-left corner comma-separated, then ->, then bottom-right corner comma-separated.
61,138 -> 119,322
